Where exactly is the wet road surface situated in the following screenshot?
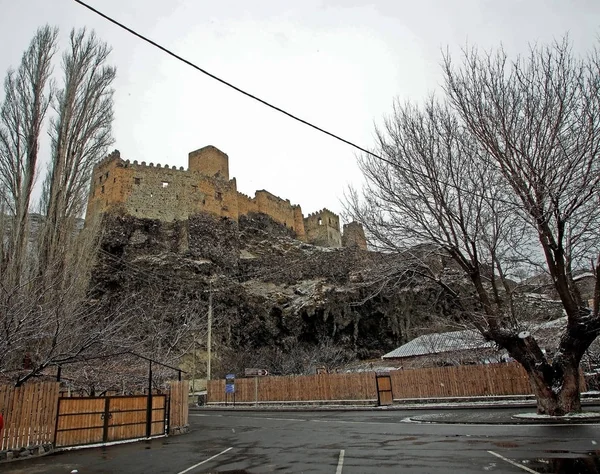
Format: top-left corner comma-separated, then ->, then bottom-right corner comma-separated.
4,408 -> 600,473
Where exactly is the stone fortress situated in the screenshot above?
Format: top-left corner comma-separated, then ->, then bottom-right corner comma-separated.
86,145 -> 367,250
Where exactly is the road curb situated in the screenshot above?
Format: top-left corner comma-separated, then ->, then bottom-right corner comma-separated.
194,397 -> 600,414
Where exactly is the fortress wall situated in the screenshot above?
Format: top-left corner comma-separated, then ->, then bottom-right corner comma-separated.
308,208 -> 340,231
293,206 -> 306,241
254,190 -> 299,232
120,162 -> 198,221
237,192 -> 259,216
196,175 -> 239,221
86,147 -> 348,249
87,155 -> 239,222
87,154 -> 133,217
305,223 -> 330,247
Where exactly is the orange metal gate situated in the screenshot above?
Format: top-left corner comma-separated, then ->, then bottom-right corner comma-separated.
54,395 -> 166,448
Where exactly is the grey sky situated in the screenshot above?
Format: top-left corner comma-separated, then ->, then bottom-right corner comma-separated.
0,0 -> 598,217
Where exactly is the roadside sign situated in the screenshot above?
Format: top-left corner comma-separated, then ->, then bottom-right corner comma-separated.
225,383 -> 235,394
244,368 -> 269,377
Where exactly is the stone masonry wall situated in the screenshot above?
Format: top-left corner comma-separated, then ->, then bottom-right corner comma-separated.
87,153 -> 238,222
304,208 -> 342,248
255,190 -> 304,235
86,146 -> 362,249
189,145 -> 229,180
342,222 -> 368,250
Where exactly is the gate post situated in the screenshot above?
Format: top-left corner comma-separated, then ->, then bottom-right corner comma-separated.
146,360 -> 153,438
102,398 -> 110,442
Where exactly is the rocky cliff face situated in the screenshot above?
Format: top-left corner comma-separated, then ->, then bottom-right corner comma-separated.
91,212 -> 447,376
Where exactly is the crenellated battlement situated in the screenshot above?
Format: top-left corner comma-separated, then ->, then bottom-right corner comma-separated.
86,145 -> 364,249
117,159 -> 187,172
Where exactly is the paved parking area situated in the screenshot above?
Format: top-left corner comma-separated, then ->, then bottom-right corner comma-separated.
4,408 -> 600,473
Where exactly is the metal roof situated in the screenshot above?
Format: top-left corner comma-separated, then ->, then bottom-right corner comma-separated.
382,329 -> 494,359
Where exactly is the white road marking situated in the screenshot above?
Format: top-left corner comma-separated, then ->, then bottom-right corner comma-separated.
311,419 -> 385,425
487,450 -> 539,474
336,449 -> 345,474
400,417 -> 421,423
263,417 -> 306,422
176,447 -> 233,474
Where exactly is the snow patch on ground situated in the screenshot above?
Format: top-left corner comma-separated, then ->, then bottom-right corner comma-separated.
513,411 -> 600,420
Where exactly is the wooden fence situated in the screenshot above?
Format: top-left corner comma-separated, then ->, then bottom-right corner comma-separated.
0,382 -> 60,451
168,380 -> 189,434
207,363 -> 552,403
208,372 -> 377,403
0,380 -> 189,453
389,363 -> 533,399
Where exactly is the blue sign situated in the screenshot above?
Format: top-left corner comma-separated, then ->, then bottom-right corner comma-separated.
225,383 -> 235,394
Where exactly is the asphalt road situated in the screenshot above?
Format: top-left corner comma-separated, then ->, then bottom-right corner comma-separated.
4,408 -> 600,473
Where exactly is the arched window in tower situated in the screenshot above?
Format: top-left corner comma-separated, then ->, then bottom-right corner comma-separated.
318,217 -> 322,226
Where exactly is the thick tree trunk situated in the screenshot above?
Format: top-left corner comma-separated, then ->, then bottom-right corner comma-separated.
527,359 -> 582,416
494,328 -> 591,416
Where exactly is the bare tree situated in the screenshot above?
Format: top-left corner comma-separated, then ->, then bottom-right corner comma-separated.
0,216 -> 139,386
218,339 -> 354,377
0,25 -> 57,283
443,39 -> 600,414
0,26 -> 128,386
349,38 -> 600,415
40,27 -> 115,276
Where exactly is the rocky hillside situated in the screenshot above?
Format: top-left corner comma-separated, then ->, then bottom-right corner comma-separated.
91,212 -> 451,376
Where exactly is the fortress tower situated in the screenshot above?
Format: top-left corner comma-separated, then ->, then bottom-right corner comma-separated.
304,209 -> 342,248
342,222 -> 367,250
188,145 -> 229,180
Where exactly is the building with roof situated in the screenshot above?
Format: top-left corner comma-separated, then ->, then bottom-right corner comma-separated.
381,329 -> 504,368
381,317 -> 596,369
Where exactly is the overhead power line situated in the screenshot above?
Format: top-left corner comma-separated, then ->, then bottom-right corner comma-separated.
73,0 -> 391,165
73,0 -> 519,207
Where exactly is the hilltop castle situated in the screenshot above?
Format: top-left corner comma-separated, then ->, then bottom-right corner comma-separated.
86,145 -> 367,250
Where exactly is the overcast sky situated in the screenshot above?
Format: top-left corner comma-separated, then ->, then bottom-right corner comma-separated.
0,0 -> 598,218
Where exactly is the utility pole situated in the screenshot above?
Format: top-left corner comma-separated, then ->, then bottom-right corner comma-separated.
191,337 -> 196,393
207,278 -> 213,383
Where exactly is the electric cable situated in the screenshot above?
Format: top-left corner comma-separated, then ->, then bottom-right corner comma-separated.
74,0 -> 526,208
73,0 -> 389,165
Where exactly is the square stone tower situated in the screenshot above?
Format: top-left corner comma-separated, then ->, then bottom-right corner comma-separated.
188,145 -> 229,180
